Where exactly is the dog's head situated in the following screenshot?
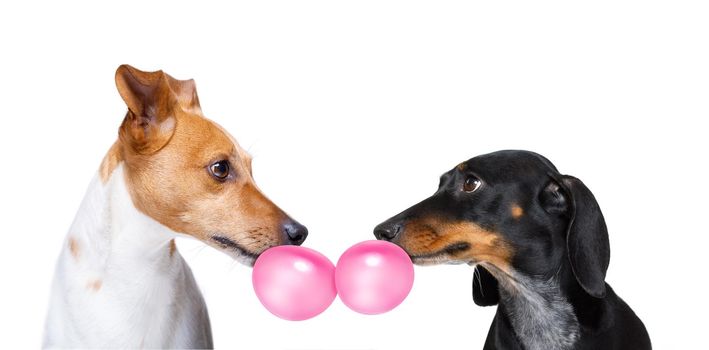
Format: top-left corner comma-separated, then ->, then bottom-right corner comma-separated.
374,150 -> 610,303
107,65 -> 307,265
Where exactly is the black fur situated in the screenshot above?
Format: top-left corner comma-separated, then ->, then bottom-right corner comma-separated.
374,150 -> 650,349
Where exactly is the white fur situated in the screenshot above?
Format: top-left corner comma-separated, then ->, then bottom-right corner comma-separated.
43,165 -> 212,349
490,265 -> 579,350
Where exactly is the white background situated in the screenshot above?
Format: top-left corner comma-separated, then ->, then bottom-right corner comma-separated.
1,1 -> 707,349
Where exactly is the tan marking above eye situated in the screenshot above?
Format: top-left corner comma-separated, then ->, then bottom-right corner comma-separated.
511,204 -> 524,219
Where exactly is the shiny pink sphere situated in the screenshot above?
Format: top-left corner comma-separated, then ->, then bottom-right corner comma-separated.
252,246 -> 337,321
335,240 -> 415,315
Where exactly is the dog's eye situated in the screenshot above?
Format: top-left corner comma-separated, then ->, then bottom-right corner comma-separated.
463,176 -> 482,192
209,160 -> 230,180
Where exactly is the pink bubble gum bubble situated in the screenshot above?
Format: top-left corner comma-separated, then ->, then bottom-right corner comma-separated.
335,240 -> 414,315
252,246 -> 337,321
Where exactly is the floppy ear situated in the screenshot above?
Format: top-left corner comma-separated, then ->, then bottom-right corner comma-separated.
561,175 -> 610,298
472,265 -> 499,306
115,64 -> 177,154
539,179 -> 569,215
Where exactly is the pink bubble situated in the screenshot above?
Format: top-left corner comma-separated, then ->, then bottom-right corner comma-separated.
252,246 -> 336,321
335,240 -> 414,315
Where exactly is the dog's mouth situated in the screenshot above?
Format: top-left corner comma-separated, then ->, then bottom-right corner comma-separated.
407,242 -> 471,265
211,235 -> 265,266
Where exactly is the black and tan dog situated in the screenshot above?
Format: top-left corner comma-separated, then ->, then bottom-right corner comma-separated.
374,150 -> 650,350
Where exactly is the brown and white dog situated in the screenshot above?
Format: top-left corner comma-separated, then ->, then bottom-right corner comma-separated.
43,65 -> 307,348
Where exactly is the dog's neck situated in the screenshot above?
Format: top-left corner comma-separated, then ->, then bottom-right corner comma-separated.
46,164 -> 206,347
494,270 -> 580,350
70,164 -> 179,273
61,163 -> 190,319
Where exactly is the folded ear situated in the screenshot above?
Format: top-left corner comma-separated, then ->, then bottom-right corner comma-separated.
539,179 -> 569,215
561,175 -> 610,298
164,73 -> 202,114
472,265 -> 499,306
115,65 -> 177,154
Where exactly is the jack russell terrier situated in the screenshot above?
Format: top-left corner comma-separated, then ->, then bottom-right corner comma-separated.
43,65 -> 308,348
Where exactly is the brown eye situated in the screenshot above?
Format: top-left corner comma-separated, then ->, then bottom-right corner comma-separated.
209,160 -> 230,180
463,176 -> 482,192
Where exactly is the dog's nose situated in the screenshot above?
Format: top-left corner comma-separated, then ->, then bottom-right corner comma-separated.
283,220 -> 308,246
374,222 -> 402,241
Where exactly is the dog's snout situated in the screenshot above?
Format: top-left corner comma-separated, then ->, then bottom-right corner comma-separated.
282,220 -> 308,246
374,222 -> 402,241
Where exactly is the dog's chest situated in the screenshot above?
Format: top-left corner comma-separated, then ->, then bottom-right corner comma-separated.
499,277 -> 580,350
49,236 -> 208,347
44,170 -> 212,348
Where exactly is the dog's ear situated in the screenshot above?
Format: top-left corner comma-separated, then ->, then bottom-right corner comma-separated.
115,64 -> 177,154
539,179 -> 569,215
164,73 -> 202,114
472,265 -> 499,306
561,175 -> 610,298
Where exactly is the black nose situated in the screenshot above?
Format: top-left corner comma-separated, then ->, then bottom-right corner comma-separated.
283,220 -> 308,246
374,222 -> 402,241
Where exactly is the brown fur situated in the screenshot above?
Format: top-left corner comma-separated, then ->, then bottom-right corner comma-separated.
115,66 -> 177,155
398,217 -> 513,273
169,240 -> 177,257
99,141 -> 123,184
86,279 -> 102,292
511,203 -> 524,219
68,237 -> 80,260
107,65 -> 289,256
